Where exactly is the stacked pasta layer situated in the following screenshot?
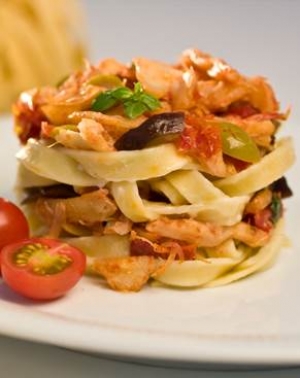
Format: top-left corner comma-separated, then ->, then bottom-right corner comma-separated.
14,49 -> 295,291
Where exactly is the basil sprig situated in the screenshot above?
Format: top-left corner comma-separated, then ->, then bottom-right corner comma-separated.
270,194 -> 282,224
91,82 -> 160,119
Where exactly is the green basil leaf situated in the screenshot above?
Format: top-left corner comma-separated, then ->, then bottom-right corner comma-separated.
140,93 -> 161,110
91,82 -> 161,118
111,87 -> 132,100
91,91 -> 118,112
270,194 -> 282,224
124,101 -> 148,119
133,82 -> 143,94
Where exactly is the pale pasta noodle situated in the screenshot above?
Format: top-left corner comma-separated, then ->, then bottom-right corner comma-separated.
215,138 -> 295,196
62,143 -> 196,182
204,219 -> 285,288
16,139 -> 102,187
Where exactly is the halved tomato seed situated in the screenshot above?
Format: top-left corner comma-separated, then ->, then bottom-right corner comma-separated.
13,243 -> 72,275
1,238 -> 86,300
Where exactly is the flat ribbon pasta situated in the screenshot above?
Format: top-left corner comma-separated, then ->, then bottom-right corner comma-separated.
205,239 -> 245,260
153,218 -> 284,288
204,219 -> 285,287
65,235 -> 130,258
111,181 -> 156,222
62,143 -> 197,181
15,162 -> 58,188
16,139 -> 102,187
143,196 -> 249,226
165,170 -> 227,203
111,180 -> 249,225
0,0 -> 86,112
149,178 -> 187,205
215,138 -> 295,196
153,255 -> 244,288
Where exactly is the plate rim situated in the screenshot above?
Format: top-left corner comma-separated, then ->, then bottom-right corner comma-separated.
1,115 -> 300,368
1,297 -> 300,367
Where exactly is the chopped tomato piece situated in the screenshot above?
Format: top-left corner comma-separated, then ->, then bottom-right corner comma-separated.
130,234 -> 196,260
227,101 -> 259,118
178,115 -> 222,160
13,97 -> 45,144
253,208 -> 273,232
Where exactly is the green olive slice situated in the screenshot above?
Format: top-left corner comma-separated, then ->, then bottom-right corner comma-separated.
220,122 -> 261,163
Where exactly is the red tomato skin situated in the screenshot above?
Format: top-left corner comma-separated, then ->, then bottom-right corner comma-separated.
1,238 -> 86,300
177,116 -> 222,162
0,198 -> 29,250
227,101 -> 259,118
253,209 -> 273,232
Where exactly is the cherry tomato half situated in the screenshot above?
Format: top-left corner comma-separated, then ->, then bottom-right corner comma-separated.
1,238 -> 86,300
0,198 -> 29,250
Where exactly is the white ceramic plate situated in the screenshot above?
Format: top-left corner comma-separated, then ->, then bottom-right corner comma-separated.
0,115 -> 299,368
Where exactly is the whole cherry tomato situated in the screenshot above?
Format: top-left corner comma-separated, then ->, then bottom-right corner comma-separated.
0,198 -> 29,250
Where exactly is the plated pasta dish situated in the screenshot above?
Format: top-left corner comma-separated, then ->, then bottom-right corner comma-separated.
13,49 -> 295,292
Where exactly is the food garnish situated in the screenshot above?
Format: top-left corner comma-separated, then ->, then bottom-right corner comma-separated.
91,82 -> 161,119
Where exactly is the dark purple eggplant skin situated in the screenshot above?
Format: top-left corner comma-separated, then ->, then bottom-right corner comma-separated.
271,177 -> 293,198
22,184 -> 79,204
114,112 -> 185,150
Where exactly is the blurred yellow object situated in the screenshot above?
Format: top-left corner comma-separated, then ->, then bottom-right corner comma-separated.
0,0 -> 87,112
